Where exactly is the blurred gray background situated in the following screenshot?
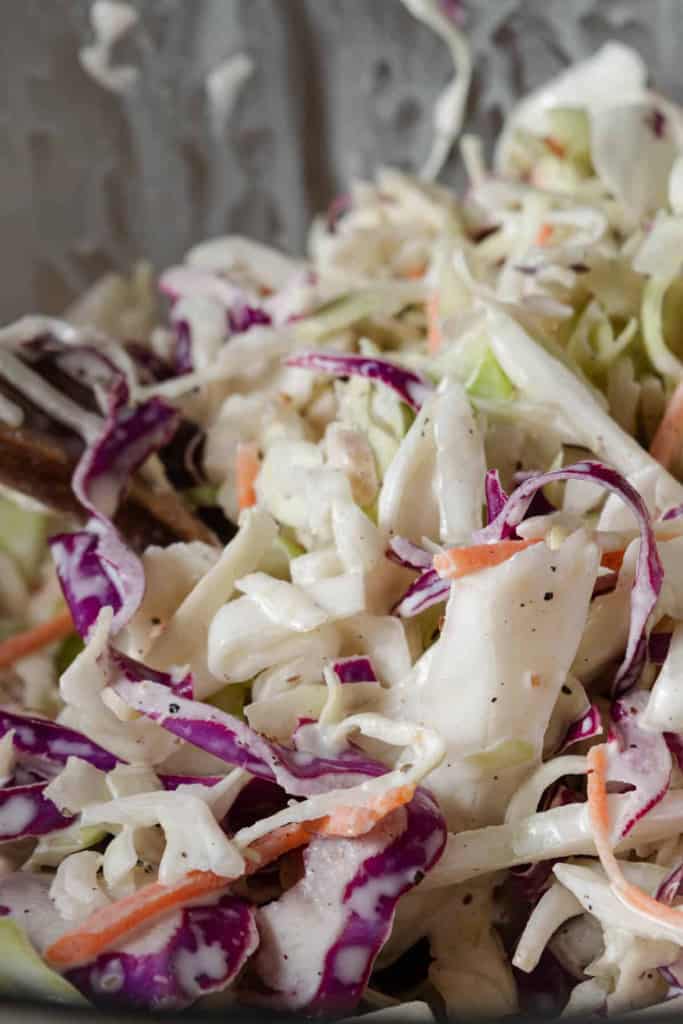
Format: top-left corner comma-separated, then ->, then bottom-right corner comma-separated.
1,0 -> 681,321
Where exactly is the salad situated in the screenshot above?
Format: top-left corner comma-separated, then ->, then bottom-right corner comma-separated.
2,3 -> 683,1018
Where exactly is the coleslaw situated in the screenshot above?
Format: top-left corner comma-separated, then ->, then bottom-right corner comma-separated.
2,7 -> 683,1017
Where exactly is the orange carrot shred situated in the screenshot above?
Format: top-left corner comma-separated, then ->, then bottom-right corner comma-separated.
44,871 -> 231,971
426,292 -> 442,354
401,263 -> 427,280
312,783 -> 415,838
433,539 -> 542,580
535,223 -> 554,247
651,380 -> 683,469
45,784 -> 413,970
0,609 -> 74,669
587,744 -> 683,935
600,549 -> 625,573
236,441 -> 260,511
544,137 -> 566,159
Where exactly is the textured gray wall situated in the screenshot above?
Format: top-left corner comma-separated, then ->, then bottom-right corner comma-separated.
1,0 -> 682,319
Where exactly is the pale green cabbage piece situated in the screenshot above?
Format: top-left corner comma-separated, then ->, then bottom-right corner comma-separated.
0,918 -> 87,1005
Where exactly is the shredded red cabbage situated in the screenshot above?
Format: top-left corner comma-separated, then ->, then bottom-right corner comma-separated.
386,536 -> 433,571
475,461 -> 663,695
228,303 -> 272,334
173,320 -> 193,376
284,351 -> 434,411
50,382 -> 179,638
392,567 -> 450,618
558,704 -> 603,754
0,709 -> 119,772
656,861 -> 683,905
112,680 -> 384,796
607,692 -> 672,839
0,783 -> 73,840
592,571 -> 619,599
108,649 -> 193,701
66,894 -> 258,1011
332,656 -> 378,684
662,503 -> 683,521
253,787 -> 446,1013
484,468 -> 508,524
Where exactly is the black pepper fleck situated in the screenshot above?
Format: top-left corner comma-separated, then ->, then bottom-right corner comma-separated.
168,703 -> 180,714
544,591 -> 554,601
561,685 -> 572,696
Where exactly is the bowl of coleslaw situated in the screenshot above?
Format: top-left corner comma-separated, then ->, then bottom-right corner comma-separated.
4,0 -> 683,1020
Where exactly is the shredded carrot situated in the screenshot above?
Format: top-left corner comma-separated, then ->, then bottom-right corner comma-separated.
401,263 -> 427,280
651,380 -> 683,469
312,783 -> 415,838
587,744 -> 683,936
544,137 -> 566,159
600,549 -> 625,573
44,870 -> 231,970
433,538 -> 542,580
45,784 -> 413,970
426,292 -> 442,354
236,441 -> 260,511
535,223 -> 554,247
0,609 -> 74,669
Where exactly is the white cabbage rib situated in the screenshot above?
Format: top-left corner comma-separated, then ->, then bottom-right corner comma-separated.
384,529 -> 598,830
423,790 -> 683,888
145,507 -> 277,697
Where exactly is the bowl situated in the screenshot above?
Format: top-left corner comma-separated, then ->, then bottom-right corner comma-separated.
2,1 -> 682,1021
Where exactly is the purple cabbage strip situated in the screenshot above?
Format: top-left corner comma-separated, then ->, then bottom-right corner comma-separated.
607,692 -> 672,839
113,679 -> 448,1013
284,351 -> 434,411
0,783 -> 73,840
332,656 -> 378,684
392,567 -> 450,618
0,708 -> 119,772
439,0 -> 466,26
50,528 -> 130,640
484,469 -> 508,524
124,343 -> 175,386
72,386 -> 178,522
67,894 -> 258,1012
112,680 -> 384,797
173,320 -> 193,376
646,107 -> 668,140
511,470 -> 557,518
386,536 -> 433,571
649,631 -> 672,665
558,704 -> 603,754
228,303 -> 272,334
656,861 -> 683,906
592,571 -> 619,599
254,787 -> 446,1013
475,461 -> 663,695
108,649 -> 194,701
51,384 -> 179,638
662,503 -> 683,521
